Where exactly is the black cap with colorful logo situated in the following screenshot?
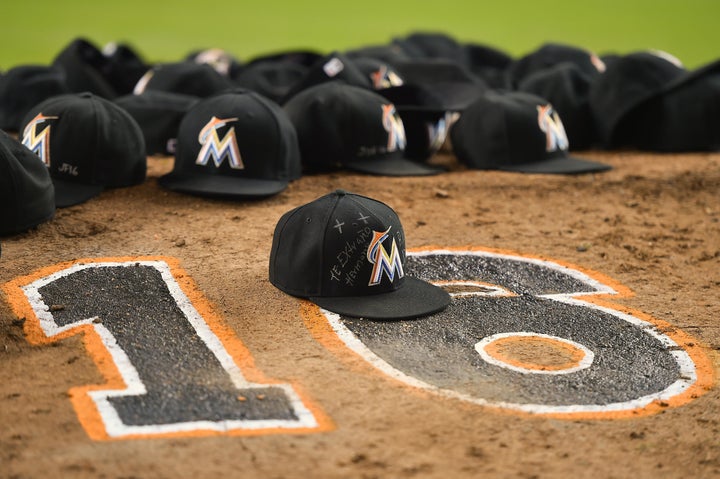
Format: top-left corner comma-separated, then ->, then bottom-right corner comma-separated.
19,92 -> 147,207
450,90 -> 611,174
518,63 -> 598,150
269,190 -> 450,319
0,130 -> 55,235
158,90 -> 301,199
283,82 -> 442,176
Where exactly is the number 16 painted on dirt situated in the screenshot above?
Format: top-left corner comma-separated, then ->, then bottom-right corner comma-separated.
3,257 -> 331,440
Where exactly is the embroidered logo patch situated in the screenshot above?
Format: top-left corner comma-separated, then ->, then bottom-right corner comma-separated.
381,104 -> 406,152
196,116 -> 244,169
22,113 -> 58,166
367,227 -> 404,286
537,105 -> 569,152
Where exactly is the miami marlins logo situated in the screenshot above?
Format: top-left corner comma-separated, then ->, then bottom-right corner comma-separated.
196,116 -> 244,169
22,113 -> 58,166
370,65 -> 404,89
367,227 -> 404,286
381,104 -> 406,152
536,105 -> 569,152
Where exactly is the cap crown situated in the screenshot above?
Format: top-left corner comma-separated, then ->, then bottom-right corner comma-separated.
270,190 -> 407,298
19,92 -> 146,187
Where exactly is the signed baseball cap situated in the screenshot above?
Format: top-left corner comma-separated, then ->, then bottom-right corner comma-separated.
269,190 -> 450,319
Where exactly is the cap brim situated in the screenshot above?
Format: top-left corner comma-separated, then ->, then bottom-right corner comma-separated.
344,156 -> 444,177
498,155 -> 612,174
52,178 -> 105,208
310,276 -> 451,320
158,173 -> 288,199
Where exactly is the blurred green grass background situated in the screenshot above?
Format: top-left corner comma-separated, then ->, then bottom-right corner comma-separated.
2,0 -> 718,69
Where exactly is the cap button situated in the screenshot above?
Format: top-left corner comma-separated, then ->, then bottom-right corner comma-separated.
334,189 -> 348,196
79,92 -> 93,98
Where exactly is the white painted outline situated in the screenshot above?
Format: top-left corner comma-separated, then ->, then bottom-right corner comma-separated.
319,249 -> 699,415
475,332 -> 595,375
21,260 -> 319,437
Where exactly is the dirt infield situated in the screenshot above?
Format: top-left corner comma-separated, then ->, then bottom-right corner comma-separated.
1,150 -> 719,478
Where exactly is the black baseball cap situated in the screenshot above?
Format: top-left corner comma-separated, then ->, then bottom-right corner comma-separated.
115,90 -> 199,155
19,92 -> 147,207
450,90 -> 611,174
283,82 -> 443,176
589,51 -> 687,147
133,61 -> 233,98
518,63 -> 598,150
462,42 -> 514,89
158,90 -> 301,199
101,42 -> 150,96
0,65 -> 70,132
592,52 -> 720,152
610,57 -> 720,151
51,38 -> 118,99
269,190 -> 450,319
0,130 -> 55,235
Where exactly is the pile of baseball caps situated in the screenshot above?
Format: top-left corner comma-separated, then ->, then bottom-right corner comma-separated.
2,31 -> 720,237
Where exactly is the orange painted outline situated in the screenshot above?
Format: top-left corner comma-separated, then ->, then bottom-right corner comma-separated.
1,256 -> 334,441
301,245 -> 715,420
483,335 -> 587,372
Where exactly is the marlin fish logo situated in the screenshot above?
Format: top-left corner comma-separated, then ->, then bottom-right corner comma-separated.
22,113 -> 58,166
537,105 -> 569,152
381,104 -> 406,152
367,227 -> 404,286
196,116 -> 244,169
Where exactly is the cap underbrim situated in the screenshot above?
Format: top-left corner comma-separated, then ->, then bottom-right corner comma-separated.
310,276 -> 451,320
158,173 -> 288,199
498,155 -> 612,174
344,156 -> 444,177
52,178 -> 105,208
